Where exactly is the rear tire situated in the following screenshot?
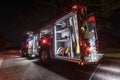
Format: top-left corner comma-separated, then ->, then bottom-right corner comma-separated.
21,47 -> 28,57
21,50 -> 27,57
40,49 -> 50,63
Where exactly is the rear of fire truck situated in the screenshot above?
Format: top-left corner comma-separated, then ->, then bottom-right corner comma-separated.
21,31 -> 39,58
38,5 -> 103,65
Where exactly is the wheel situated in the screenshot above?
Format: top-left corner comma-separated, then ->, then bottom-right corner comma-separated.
21,47 -> 28,57
21,50 -> 27,57
40,49 -> 50,63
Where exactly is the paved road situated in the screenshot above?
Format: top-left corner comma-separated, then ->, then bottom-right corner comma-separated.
91,57 -> 120,80
0,52 -> 120,80
0,52 -> 96,80
0,56 -> 68,80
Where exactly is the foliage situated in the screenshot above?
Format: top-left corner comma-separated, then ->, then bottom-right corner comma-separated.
33,0 -> 120,29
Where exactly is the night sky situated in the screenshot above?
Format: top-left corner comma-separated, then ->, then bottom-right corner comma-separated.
0,0 -> 58,47
0,1 -> 32,47
111,15 -> 120,37
0,0 -> 120,48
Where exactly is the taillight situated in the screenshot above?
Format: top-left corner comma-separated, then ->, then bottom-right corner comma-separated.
26,44 -> 28,48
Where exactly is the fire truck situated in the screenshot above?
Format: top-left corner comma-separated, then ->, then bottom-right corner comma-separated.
21,31 -> 39,58
25,5 -> 103,64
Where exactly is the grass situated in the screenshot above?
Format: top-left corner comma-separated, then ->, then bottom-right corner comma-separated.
1,49 -> 120,58
104,52 -> 120,58
0,50 -> 19,54
99,48 -> 120,58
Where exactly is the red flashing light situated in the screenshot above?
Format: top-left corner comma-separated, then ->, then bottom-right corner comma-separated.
72,5 -> 78,10
42,39 -> 46,43
88,16 -> 95,22
41,38 -> 47,44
